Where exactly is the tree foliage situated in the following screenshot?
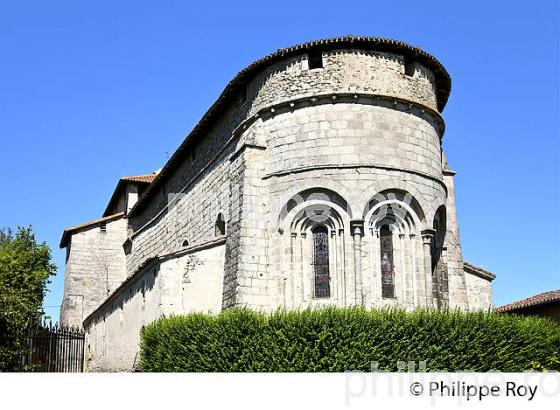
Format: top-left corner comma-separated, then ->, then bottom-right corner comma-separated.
140,307 -> 560,372
0,226 -> 56,371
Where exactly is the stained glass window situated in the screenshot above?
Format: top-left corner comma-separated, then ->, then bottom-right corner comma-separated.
312,226 -> 330,298
380,226 -> 395,298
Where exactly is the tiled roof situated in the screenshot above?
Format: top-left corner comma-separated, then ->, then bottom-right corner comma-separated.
463,261 -> 496,281
496,290 -> 560,313
59,212 -> 125,248
102,173 -> 157,217
128,35 -> 452,217
120,174 -> 157,184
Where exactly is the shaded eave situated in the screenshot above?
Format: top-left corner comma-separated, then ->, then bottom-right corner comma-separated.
128,35 -> 452,218
496,290 -> 560,313
463,261 -> 496,281
59,212 -> 125,248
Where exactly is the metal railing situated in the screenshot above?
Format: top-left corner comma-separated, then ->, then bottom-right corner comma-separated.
21,321 -> 85,372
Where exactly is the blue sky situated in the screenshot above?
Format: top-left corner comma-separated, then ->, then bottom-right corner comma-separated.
0,1 -> 558,322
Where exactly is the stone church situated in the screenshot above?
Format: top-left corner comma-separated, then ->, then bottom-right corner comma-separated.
59,36 -> 495,371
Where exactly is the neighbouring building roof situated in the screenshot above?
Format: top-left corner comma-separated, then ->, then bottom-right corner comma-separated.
127,35 -> 452,218
59,212 -> 125,248
496,290 -> 560,313
120,174 -> 158,184
102,173 -> 157,217
463,261 -> 496,281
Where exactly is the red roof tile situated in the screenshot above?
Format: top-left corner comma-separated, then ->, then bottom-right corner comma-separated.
120,174 -> 157,184
102,173 -> 157,217
496,290 -> 560,312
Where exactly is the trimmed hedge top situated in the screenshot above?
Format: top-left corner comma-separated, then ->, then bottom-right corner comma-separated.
140,307 -> 560,372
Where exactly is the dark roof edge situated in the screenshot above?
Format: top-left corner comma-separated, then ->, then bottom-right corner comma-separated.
128,35 -> 451,218
59,212 -> 125,248
463,261 -> 496,281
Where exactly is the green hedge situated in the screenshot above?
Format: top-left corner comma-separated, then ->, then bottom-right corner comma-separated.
139,307 -> 560,372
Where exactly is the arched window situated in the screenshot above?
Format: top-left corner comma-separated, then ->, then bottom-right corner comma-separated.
380,225 -> 395,298
432,206 -> 448,308
312,226 -> 330,298
215,213 -> 226,236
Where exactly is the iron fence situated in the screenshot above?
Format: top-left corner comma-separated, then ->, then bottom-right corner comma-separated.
22,321 -> 85,372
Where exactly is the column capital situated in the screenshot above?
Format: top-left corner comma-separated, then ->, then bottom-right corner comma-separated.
421,228 -> 437,243
350,220 -> 365,237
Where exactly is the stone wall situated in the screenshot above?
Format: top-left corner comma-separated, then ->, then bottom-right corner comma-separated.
247,50 -> 438,115
227,96 -> 454,310
60,217 -> 128,327
127,151 -> 233,277
84,241 -> 225,372
464,271 -> 493,311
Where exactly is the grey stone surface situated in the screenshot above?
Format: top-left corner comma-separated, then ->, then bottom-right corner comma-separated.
60,217 -> 127,326
60,44 -> 494,371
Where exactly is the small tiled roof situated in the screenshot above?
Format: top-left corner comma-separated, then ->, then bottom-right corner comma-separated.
120,174 -> 157,184
128,35 -> 452,217
102,173 -> 157,217
60,212 -> 125,248
496,290 -> 560,313
463,261 -> 496,281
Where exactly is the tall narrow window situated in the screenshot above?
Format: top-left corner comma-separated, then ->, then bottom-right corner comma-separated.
215,213 -> 226,236
380,225 -> 395,298
312,226 -> 330,298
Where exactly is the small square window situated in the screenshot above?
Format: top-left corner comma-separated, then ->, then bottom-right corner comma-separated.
308,51 -> 323,70
404,59 -> 415,77
99,222 -> 107,232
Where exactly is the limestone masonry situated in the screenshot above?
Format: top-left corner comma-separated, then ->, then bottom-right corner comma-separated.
59,36 -> 495,371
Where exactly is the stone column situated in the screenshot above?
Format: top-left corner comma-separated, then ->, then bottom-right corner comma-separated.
421,228 -> 436,308
301,232 -> 308,302
338,228 -> 346,306
410,233 -> 418,306
330,229 -> 337,300
350,220 -> 364,305
372,229 -> 381,303
289,232 -> 297,308
399,233 -> 407,303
